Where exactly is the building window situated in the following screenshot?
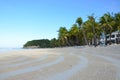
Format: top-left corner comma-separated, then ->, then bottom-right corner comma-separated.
117,34 -> 120,37
106,36 -> 109,39
111,35 -> 115,38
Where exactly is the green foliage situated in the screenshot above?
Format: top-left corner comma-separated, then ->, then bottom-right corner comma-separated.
76,17 -> 83,27
23,12 -> 120,48
115,13 -> 120,31
99,12 -> 118,45
24,39 -> 51,48
68,24 -> 81,45
50,38 -> 59,47
58,27 -> 69,46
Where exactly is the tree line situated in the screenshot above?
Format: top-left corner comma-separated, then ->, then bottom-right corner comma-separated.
23,12 -> 120,48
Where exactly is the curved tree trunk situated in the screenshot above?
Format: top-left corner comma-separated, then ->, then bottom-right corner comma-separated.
109,28 -> 112,45
92,25 -> 97,47
109,32 -> 112,45
105,34 -> 107,45
82,30 -> 88,45
117,31 -> 120,44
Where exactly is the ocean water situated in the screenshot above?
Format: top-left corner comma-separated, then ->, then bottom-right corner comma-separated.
0,48 -> 22,53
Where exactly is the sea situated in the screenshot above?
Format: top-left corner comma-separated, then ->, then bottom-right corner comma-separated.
0,48 -> 22,53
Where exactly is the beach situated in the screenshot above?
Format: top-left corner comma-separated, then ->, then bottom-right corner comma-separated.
0,45 -> 120,80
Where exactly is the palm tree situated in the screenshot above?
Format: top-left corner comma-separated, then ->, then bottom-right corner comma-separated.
50,38 -> 59,47
69,24 -> 81,46
104,13 -> 112,45
76,17 -> 88,45
99,16 -> 108,45
58,27 -> 69,46
104,13 -> 115,45
99,13 -> 115,45
115,13 -> 120,43
87,15 -> 98,47
82,21 -> 93,45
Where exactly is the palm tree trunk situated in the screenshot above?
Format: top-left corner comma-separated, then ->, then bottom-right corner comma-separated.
92,25 -> 97,47
105,34 -> 107,45
118,31 -> 120,44
76,36 -> 80,45
82,30 -> 88,45
109,33 -> 112,45
109,28 -> 112,45
94,34 -> 97,47
64,37 -> 69,46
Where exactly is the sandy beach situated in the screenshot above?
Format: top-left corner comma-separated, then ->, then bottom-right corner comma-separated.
0,45 -> 120,80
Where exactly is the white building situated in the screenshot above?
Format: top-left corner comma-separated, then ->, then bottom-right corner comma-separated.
106,31 -> 120,44
99,31 -> 120,45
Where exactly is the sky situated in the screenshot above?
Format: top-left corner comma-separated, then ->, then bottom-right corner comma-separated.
0,0 -> 120,48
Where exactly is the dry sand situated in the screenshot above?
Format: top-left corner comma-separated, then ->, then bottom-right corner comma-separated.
0,45 -> 120,80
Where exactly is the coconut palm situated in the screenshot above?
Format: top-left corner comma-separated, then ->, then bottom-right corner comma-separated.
87,15 -> 98,46
99,16 -> 108,45
58,27 -> 69,46
69,24 -> 81,45
104,13 -> 115,44
115,13 -> 120,43
50,38 -> 59,47
76,17 -> 88,45
99,13 -> 115,45
115,13 -> 120,30
82,21 -> 93,45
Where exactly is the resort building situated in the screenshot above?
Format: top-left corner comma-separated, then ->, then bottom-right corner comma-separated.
106,31 -> 120,44
100,31 -> 120,45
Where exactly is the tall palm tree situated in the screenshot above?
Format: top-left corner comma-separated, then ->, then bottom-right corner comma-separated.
87,15 -> 98,47
104,13 -> 115,45
99,13 -> 115,45
83,21 -> 93,45
115,13 -> 120,43
76,17 -> 88,45
50,38 -> 59,47
58,27 -> 69,46
99,16 -> 108,45
69,24 -> 81,45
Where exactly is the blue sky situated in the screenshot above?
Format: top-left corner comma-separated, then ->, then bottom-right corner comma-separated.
0,0 -> 120,48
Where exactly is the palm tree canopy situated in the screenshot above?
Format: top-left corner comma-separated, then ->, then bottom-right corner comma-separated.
69,24 -> 79,36
115,13 -> 120,31
58,27 -> 68,38
76,17 -> 83,27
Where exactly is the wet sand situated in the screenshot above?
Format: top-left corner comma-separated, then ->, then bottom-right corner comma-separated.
0,45 -> 120,80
